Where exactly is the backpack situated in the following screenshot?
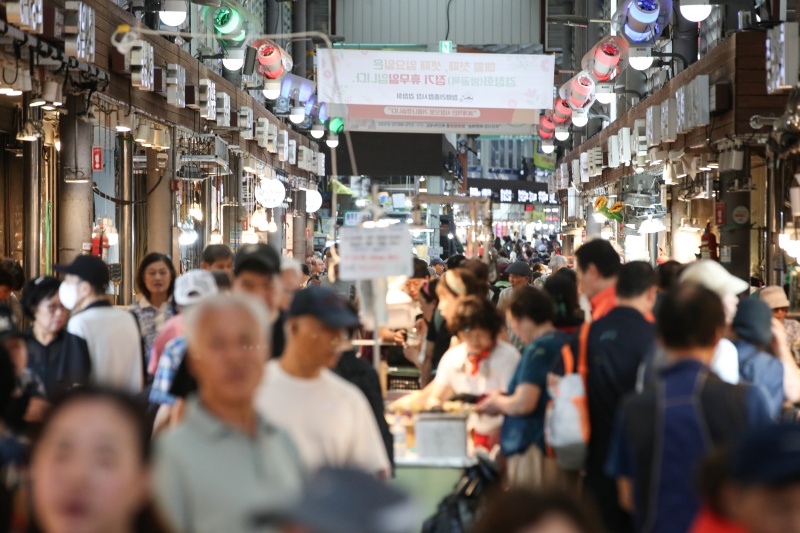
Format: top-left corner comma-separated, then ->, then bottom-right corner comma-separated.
545,323 -> 591,470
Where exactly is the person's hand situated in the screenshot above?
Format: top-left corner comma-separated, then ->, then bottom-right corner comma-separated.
393,330 -> 407,345
476,391 -> 502,415
415,318 -> 428,337
24,397 -> 49,423
403,344 -> 421,367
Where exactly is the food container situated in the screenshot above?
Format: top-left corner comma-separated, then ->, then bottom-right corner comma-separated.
415,412 -> 469,459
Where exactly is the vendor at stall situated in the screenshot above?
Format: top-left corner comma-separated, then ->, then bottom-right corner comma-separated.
427,296 -> 520,451
477,286 -> 568,488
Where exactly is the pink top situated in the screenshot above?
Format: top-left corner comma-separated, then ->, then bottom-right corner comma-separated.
147,315 -> 184,374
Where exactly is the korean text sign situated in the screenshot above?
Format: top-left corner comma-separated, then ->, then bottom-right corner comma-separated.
339,225 -> 413,281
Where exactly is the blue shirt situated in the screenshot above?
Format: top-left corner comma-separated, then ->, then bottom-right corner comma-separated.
149,335 -> 187,406
735,339 -> 784,418
500,331 -> 567,456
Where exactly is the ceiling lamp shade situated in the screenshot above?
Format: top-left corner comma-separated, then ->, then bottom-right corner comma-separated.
310,124 -> 325,139
680,0 -> 713,21
213,7 -> 241,35
289,106 -> 306,124
222,48 -> 245,71
554,126 -> 570,141
262,78 -> 282,100
159,0 -> 187,26
115,111 -> 132,132
612,0 -> 671,46
134,123 -> 150,143
255,178 -> 286,208
538,114 -> 555,139
541,140 -> 555,154
326,134 -> 339,148
628,47 -> 655,70
582,36 -> 628,82
595,83 -> 615,104
305,189 -> 323,213
254,40 -> 288,79
571,109 -> 589,127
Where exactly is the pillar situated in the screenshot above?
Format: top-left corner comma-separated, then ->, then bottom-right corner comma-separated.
146,139 -> 173,255
292,189 -> 306,259
291,0 -> 306,77
22,93 -> 42,279
57,95 -> 94,264
119,132 -> 134,305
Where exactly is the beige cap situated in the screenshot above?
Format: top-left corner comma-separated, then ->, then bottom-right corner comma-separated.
760,286 -> 790,310
679,260 -> 749,297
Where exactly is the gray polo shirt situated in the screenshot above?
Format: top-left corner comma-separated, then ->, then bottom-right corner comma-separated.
153,397 -> 305,533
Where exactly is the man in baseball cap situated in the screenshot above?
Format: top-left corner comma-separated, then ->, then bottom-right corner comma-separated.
54,255 -> 143,392
430,257 -> 446,277
254,287 -> 391,477
497,261 -> 531,311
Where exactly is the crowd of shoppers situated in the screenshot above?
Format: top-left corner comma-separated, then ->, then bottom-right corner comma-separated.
3,234 -> 800,533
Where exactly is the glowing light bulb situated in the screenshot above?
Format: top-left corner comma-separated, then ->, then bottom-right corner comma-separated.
629,55 -> 655,70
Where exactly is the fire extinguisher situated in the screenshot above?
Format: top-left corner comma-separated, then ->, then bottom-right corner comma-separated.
91,226 -> 110,262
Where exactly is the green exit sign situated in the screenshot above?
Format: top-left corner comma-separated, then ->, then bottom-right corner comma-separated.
439,40 -> 453,53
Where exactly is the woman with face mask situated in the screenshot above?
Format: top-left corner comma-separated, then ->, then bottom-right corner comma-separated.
27,387 -> 170,533
21,277 -> 69,398
130,254 -> 177,367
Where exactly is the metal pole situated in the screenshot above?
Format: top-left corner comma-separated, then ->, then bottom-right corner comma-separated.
291,0 -> 307,77
119,132 -> 134,305
23,92 -> 42,280
767,155 -> 777,284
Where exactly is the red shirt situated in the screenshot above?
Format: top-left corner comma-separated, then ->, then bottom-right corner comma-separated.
689,507 -> 746,533
590,285 -> 617,321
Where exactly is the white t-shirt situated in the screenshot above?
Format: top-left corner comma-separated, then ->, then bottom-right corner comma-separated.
254,360 -> 390,475
711,338 -> 739,384
434,341 -> 521,434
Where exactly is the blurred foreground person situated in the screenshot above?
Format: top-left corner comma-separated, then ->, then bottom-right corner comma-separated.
0,259 -> 24,325
472,490 -> 601,533
29,387 -> 169,533
153,294 -> 304,533
233,243 -> 284,357
56,255 -> 143,392
254,467 -> 417,533
254,287 -> 390,477
607,284 -> 772,533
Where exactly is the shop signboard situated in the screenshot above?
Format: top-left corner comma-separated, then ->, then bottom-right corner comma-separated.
317,49 -> 554,124
343,211 -> 368,227
533,140 -> 556,170
338,225 -> 413,280
343,118 -> 537,134
465,178 -> 557,206
732,206 -> 750,225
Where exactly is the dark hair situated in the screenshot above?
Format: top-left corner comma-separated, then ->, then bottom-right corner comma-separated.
301,264 -> 311,277
201,244 -> 234,265
616,261 -> 656,299
656,260 -> 683,291
544,270 -> 584,329
472,489 -> 601,533
461,259 -> 489,284
0,259 -> 24,291
508,286 -> 555,325
135,253 -> 177,302
21,276 -> 61,320
657,284 -> 725,349
211,271 -> 233,292
420,279 -> 439,303
575,239 -> 620,279
412,258 -> 430,279
0,265 -> 13,290
446,254 -> 466,270
450,296 -> 504,338
439,269 -> 484,298
532,262 -> 547,274
29,387 -> 171,533
0,345 -> 16,423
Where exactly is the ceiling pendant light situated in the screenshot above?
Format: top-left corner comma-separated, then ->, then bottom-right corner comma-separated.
310,123 -> 325,139
210,229 -> 223,244
679,0 -> 713,21
326,134 -> 339,148
159,0 -> 187,26
134,122 -> 150,144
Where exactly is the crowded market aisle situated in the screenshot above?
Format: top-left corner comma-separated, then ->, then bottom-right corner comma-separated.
2,237 -> 800,533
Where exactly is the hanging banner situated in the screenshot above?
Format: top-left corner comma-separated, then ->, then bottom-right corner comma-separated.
339,225 -> 413,281
533,140 -> 556,171
343,117 -> 538,134
317,49 -> 555,124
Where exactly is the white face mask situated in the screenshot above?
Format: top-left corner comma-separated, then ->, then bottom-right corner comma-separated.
58,282 -> 79,311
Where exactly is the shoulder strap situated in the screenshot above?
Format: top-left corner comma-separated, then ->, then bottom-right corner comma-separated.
561,344 -> 575,375
577,322 -> 590,379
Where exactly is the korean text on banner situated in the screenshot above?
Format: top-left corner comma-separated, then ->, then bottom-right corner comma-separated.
317,49 -> 555,111
339,225 -> 413,281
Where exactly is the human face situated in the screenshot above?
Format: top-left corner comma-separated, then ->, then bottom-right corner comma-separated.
433,264 -> 445,276
0,285 -> 10,301
575,263 -> 601,299
35,294 -> 68,336
188,305 -> 268,406
460,328 -> 494,354
290,316 -> 350,369
519,514 -> 587,533
312,258 -> 325,275
437,290 -> 459,325
508,273 -> 529,290
506,311 -> 536,345
4,336 -> 27,375
774,307 -> 789,321
280,269 -> 302,311
732,484 -> 800,533
234,270 -> 280,313
31,400 -> 149,533
143,261 -> 172,300
406,278 -> 426,300
60,275 -> 94,311
202,258 -> 233,273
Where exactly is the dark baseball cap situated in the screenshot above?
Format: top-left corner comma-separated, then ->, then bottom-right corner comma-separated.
253,467 -> 418,533
506,261 -> 532,277
233,243 -> 280,275
732,424 -> 800,486
54,255 -> 110,288
431,257 -> 446,266
0,305 -> 23,342
289,286 -> 360,329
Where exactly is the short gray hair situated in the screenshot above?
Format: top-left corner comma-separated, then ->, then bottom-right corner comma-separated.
280,256 -> 301,274
550,255 -> 569,271
183,293 -> 272,356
